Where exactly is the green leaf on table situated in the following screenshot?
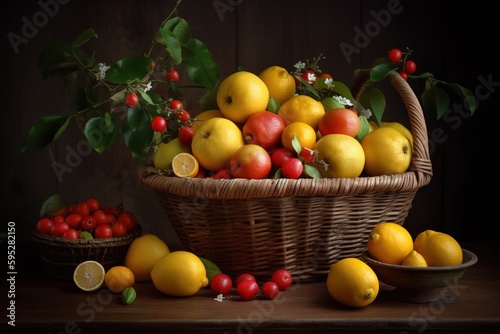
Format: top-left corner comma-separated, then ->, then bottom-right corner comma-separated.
422,83 -> 450,119
123,105 -> 154,155
72,28 -> 98,47
331,80 -> 355,102
105,56 -> 152,84
21,115 -> 70,152
40,194 -> 67,218
449,83 -> 477,116
183,38 -> 220,90
370,62 -> 399,82
84,113 -> 119,153
359,86 -> 386,124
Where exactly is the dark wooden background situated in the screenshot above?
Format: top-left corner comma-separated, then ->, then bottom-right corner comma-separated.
2,0 -> 498,247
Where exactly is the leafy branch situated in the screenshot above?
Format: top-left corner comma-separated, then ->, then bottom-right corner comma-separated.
22,1 -> 220,164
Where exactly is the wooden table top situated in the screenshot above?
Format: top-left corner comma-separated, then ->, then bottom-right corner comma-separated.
7,242 -> 500,333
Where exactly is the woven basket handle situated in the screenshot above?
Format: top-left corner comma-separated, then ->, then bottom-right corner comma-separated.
351,69 -> 433,178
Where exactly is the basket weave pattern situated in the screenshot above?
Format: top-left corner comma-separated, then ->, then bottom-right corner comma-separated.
32,226 -> 142,280
139,71 -> 433,282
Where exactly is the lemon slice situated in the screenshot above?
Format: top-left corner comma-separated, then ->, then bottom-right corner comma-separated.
73,260 -> 105,292
172,153 -> 199,178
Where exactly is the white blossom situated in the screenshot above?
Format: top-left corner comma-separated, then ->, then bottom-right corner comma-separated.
96,63 -> 110,80
360,108 -> 372,118
307,72 -> 316,84
214,294 -> 225,302
294,61 -> 305,71
333,95 -> 353,107
144,82 -> 152,93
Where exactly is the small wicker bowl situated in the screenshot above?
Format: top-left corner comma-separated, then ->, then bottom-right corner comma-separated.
32,226 -> 142,281
362,249 -> 477,303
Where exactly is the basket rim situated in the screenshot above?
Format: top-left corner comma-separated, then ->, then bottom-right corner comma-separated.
31,225 -> 142,247
138,69 -> 433,200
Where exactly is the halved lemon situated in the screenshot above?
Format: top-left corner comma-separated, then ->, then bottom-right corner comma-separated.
172,153 -> 199,178
73,260 -> 105,292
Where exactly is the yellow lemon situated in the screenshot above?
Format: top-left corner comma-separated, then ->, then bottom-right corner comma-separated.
191,117 -> 245,172
124,234 -> 170,282
401,250 -> 428,267
312,134 -> 365,178
73,260 -> 105,292
153,138 -> 191,171
361,126 -> 412,176
258,65 -> 296,105
191,109 -> 225,133
281,121 -> 317,152
171,152 -> 199,178
380,121 -> 413,148
413,230 -> 463,266
278,95 -> 325,130
327,258 -> 379,308
367,222 -> 413,265
151,251 -> 209,297
104,266 -> 135,293
216,71 -> 269,123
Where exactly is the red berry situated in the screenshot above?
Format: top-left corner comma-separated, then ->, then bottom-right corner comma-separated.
387,48 -> 402,63
399,71 -> 409,80
151,116 -> 167,132
166,69 -> 180,83
404,60 -> 417,74
237,279 -> 259,301
169,99 -> 184,110
261,281 -> 280,300
178,126 -> 195,144
281,158 -> 303,179
175,110 -> 191,123
271,269 -> 292,291
125,93 -> 139,108
210,273 -> 233,296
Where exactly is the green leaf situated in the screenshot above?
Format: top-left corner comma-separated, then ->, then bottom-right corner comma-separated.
331,80 -> 355,102
140,91 -> 154,105
422,84 -> 450,119
170,18 -> 191,45
198,257 -> 222,284
321,97 -> 344,111
303,164 -> 322,179
84,113 -> 120,153
160,28 -> 183,64
267,98 -> 280,114
359,86 -> 386,124
122,105 -> 154,155
370,62 -> 399,82
40,194 -> 67,218
21,115 -> 70,152
72,28 -> 98,47
449,83 -> 477,116
183,38 -> 220,90
37,42 -> 73,79
291,135 -> 302,155
294,75 -> 320,99
105,56 -> 152,84
355,114 -> 370,141
198,88 -> 219,110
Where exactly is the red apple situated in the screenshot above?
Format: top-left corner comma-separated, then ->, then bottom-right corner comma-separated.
229,144 -> 272,179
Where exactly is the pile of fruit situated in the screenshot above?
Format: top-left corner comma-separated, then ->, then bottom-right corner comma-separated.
150,52 -> 414,180
72,233 -> 293,305
34,195 -> 138,239
326,222 -> 464,308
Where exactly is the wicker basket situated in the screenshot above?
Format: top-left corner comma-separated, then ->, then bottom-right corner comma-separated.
138,70 -> 433,282
32,226 -> 142,281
